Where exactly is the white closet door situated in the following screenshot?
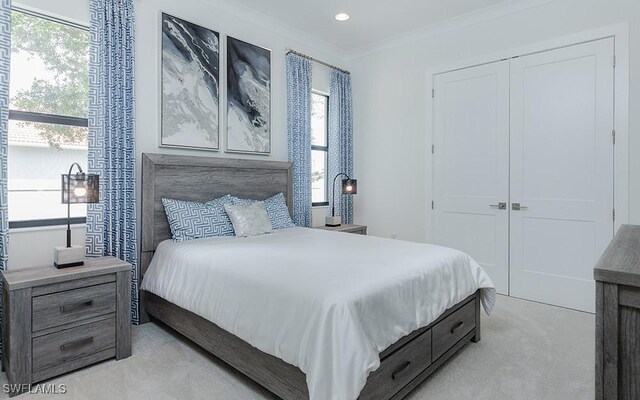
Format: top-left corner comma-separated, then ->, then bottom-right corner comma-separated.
509,39 -> 614,312
433,61 -> 510,294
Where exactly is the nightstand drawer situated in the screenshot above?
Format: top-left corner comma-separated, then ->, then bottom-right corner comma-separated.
32,317 -> 116,373
32,282 -> 116,332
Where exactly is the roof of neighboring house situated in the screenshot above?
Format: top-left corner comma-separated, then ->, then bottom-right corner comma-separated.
7,120 -> 87,148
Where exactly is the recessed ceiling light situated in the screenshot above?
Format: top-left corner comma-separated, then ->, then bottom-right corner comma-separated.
335,13 -> 350,22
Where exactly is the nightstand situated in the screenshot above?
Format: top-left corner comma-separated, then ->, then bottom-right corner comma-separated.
1,257 -> 132,396
315,224 -> 367,235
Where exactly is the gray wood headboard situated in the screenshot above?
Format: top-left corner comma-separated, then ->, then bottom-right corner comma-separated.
140,153 -> 293,277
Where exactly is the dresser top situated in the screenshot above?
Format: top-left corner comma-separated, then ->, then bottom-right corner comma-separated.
2,257 -> 131,291
594,225 -> 640,287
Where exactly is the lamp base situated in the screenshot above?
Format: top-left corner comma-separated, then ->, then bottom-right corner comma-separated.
54,245 -> 85,269
325,216 -> 342,227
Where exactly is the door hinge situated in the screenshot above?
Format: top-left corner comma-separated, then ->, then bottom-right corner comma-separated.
431,144 -> 435,154
431,201 -> 434,210
432,89 -> 435,98
612,129 -> 616,145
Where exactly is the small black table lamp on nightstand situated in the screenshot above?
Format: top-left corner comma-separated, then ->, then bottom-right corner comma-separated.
325,172 -> 357,227
54,162 -> 99,268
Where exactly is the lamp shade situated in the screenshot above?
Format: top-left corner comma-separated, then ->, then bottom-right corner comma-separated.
342,179 -> 357,195
61,173 -> 99,204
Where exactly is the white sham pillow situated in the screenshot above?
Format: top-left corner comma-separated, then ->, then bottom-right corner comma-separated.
230,193 -> 295,230
224,202 -> 273,237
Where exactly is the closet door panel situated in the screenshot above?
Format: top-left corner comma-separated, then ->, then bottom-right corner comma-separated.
433,61 -> 510,294
509,38 -> 615,312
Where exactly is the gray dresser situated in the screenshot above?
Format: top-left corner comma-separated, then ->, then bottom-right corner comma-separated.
595,225 -> 640,400
1,257 -> 132,396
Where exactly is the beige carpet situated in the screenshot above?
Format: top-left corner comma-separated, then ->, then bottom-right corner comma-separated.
1,295 -> 594,400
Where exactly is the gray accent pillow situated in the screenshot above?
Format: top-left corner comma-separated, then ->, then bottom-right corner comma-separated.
224,202 -> 273,237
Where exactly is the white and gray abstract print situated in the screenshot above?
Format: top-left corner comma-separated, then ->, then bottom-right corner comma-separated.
226,37 -> 271,154
161,14 -> 219,150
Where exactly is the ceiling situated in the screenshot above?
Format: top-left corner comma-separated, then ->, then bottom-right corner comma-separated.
226,0 -> 514,52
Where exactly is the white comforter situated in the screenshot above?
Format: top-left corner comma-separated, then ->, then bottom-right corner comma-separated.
141,227 -> 495,400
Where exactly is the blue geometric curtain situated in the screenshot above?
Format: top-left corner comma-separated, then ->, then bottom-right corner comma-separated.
328,69 -> 354,224
86,0 -> 139,323
0,0 -> 10,358
286,54 -> 312,227
0,0 -> 9,273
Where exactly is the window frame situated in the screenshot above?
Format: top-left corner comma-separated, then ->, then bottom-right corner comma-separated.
311,90 -> 329,207
7,8 -> 90,230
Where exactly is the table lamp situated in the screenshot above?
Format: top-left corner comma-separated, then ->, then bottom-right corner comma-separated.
325,172 -> 357,227
54,162 -> 99,268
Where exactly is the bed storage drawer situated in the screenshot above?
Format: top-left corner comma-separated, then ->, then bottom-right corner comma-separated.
431,299 -> 476,360
32,317 -> 116,374
32,282 -> 116,332
359,329 -> 432,400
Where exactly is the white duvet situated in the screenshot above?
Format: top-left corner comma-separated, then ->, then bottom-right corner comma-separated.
141,227 -> 495,400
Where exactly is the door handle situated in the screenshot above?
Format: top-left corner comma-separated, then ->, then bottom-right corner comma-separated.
512,203 -> 528,211
489,202 -> 507,210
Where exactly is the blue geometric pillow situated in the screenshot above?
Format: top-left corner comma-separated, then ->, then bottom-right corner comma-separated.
205,194 -> 233,208
162,196 -> 234,241
231,193 -> 295,230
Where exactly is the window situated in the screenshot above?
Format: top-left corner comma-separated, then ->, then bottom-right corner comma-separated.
311,92 -> 329,206
8,9 -> 89,228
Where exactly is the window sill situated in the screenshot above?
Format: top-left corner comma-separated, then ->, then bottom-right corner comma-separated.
9,223 -> 86,234
312,205 -> 329,209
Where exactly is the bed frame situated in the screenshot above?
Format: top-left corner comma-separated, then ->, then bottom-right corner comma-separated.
139,153 -> 482,400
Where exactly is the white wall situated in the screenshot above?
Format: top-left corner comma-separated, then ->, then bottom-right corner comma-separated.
9,225 -> 86,268
8,0 -> 347,268
350,0 -> 640,242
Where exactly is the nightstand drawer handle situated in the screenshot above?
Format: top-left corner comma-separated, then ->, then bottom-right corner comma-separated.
60,300 -> 94,313
60,336 -> 94,352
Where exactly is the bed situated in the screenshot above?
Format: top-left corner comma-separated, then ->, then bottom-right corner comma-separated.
139,153 -> 495,400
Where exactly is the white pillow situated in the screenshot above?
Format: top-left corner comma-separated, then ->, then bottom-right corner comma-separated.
224,202 -> 273,237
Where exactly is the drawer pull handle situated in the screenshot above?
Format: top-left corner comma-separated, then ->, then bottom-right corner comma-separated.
391,361 -> 412,381
451,321 -> 465,334
60,336 -> 94,352
60,300 -> 94,313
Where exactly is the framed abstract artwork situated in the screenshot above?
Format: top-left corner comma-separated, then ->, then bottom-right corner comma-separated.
226,36 -> 271,155
161,13 -> 220,151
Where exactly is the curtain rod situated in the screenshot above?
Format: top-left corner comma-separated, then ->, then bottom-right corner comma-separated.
286,49 -> 351,75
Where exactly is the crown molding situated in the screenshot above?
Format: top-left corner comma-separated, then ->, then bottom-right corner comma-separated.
195,0 -> 349,63
347,0 -> 555,60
